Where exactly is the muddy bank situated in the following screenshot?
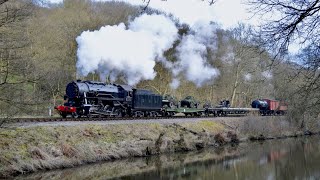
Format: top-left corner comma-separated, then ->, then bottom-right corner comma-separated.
1,117 -> 319,178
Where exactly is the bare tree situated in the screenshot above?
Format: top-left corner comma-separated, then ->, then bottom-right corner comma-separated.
248,0 -> 320,53
295,44 -> 320,115
248,0 -> 320,120
0,0 -> 34,123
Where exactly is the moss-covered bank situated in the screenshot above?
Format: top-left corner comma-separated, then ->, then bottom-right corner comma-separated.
1,117 -> 319,178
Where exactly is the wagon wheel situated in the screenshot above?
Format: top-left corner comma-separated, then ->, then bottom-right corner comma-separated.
153,112 -> 157,117
152,111 -> 158,117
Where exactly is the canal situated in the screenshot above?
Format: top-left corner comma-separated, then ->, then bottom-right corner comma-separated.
16,136 -> 320,180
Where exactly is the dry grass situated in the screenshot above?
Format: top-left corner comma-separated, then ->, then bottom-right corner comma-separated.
218,116 -> 320,140
1,116 -> 319,178
0,121 -> 229,178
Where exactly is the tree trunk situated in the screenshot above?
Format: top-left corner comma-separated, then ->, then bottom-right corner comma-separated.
231,63 -> 240,107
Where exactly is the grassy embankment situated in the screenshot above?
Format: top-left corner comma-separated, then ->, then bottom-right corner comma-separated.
0,116 -> 319,178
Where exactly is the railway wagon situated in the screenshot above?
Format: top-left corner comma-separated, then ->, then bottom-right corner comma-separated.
204,100 -> 259,116
205,107 -> 259,117
162,96 -> 204,116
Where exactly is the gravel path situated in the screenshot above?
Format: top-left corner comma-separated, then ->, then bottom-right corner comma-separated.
2,116 -> 258,128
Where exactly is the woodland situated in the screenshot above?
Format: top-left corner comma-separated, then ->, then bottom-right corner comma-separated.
0,0 -> 319,123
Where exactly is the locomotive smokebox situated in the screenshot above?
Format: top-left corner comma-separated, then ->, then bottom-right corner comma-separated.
66,81 -> 88,98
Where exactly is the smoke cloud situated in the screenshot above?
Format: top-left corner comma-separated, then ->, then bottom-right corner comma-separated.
76,14 -> 178,85
76,2 -> 221,87
171,22 -> 219,88
244,73 -> 252,81
262,70 -> 273,80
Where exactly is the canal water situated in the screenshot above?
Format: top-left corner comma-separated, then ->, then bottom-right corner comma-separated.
16,136 -> 320,180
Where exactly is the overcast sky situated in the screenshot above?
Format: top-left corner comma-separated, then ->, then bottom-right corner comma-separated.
45,0 -> 300,53
46,0 -> 259,29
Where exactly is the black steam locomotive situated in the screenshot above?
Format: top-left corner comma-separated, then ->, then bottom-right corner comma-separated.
55,80 -> 162,118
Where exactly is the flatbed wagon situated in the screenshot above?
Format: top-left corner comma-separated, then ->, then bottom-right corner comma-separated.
205,107 -> 260,116
163,107 -> 259,117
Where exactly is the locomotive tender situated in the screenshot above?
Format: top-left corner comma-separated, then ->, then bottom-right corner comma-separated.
55,80 -> 288,118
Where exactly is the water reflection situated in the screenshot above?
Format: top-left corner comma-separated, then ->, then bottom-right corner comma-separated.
15,136 -> 320,180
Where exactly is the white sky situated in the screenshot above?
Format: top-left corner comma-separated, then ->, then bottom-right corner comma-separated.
45,0 -> 299,53
45,0 -> 258,29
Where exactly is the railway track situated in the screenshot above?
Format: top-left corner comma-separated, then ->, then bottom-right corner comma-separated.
1,114 -> 250,124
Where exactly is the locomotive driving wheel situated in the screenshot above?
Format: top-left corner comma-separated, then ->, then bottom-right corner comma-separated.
114,108 -> 123,117
61,112 -> 67,118
72,112 -> 79,118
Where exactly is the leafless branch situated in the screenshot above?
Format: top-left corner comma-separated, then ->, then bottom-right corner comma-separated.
141,0 -> 218,11
248,0 -> 320,55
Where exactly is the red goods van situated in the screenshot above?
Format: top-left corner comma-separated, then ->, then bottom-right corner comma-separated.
263,99 -> 280,111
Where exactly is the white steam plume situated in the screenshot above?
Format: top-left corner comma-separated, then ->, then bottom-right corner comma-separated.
244,73 -> 252,81
76,2 -> 221,88
172,22 -> 219,88
262,70 -> 273,80
170,78 -> 181,89
76,14 -> 178,85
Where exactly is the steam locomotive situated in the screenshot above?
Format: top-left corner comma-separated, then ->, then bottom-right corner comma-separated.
55,80 -> 288,118
55,80 -> 162,118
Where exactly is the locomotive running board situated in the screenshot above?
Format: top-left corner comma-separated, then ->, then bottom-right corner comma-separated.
90,110 -> 119,117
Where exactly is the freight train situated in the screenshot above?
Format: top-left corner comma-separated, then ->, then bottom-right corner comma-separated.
55,80 -> 288,118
